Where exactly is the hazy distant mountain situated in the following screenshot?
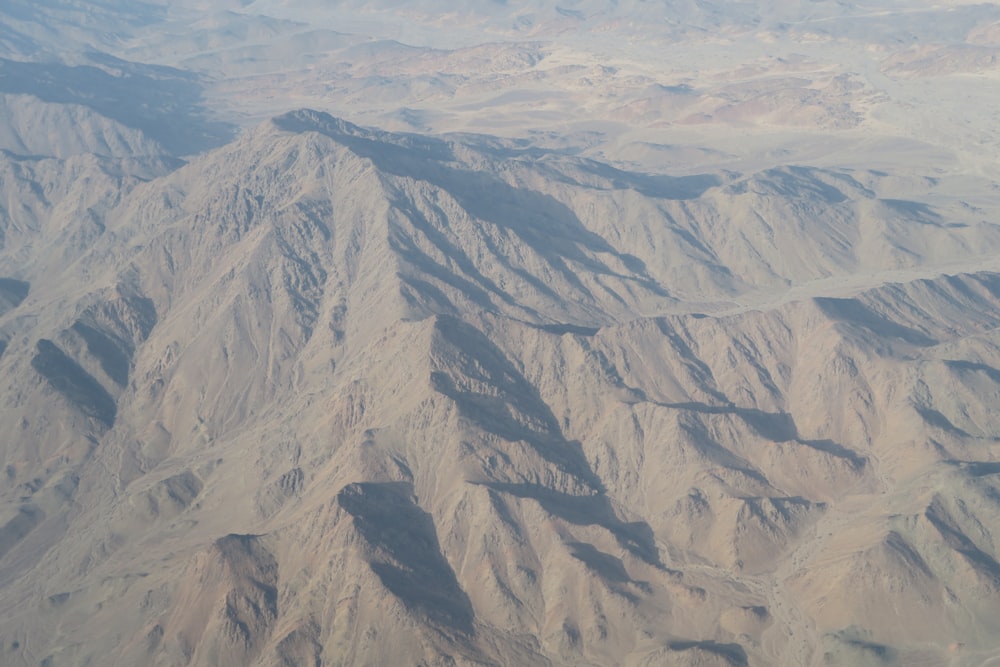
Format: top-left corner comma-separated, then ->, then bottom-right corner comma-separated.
2,1 -> 1000,666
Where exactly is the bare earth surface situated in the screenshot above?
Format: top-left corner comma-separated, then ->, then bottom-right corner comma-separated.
1,2 -> 1000,666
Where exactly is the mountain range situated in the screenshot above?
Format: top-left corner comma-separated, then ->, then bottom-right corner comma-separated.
2,2 -> 1000,666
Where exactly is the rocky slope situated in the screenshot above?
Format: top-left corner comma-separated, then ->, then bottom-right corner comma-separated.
1,110 -> 1000,666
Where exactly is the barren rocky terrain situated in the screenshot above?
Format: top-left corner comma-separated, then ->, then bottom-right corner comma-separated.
1,2 -> 1000,666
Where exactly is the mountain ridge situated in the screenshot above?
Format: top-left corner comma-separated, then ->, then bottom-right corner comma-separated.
1,109 -> 1000,664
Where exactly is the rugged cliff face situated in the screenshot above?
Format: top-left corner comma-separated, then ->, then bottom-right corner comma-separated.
1,108 -> 1000,666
